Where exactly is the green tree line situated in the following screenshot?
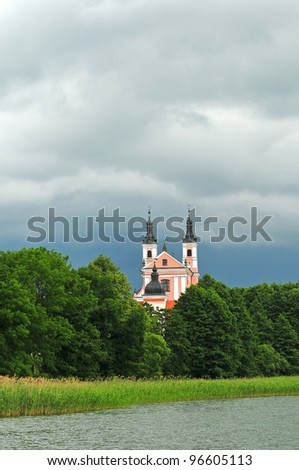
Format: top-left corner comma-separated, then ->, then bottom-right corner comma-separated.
165,275 -> 299,377
0,248 -> 298,378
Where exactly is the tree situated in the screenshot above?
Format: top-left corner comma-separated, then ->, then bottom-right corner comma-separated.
272,314 -> 299,374
255,344 -> 289,376
78,255 -> 148,377
163,308 -> 191,376
286,287 -> 299,335
139,332 -> 170,377
166,284 -> 241,378
0,277 -> 32,376
1,247 -> 298,380
230,288 -> 260,377
0,248 -> 104,378
242,284 -> 274,344
240,282 -> 299,375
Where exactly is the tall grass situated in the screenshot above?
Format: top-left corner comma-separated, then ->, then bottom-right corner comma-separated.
0,375 -> 298,417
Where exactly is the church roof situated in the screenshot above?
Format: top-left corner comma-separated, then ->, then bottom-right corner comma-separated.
144,251 -> 189,270
144,263 -> 166,296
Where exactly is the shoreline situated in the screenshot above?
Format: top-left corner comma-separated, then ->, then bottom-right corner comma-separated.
1,376 -> 298,418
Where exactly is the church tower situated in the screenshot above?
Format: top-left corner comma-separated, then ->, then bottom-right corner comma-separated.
142,209 -> 158,265
182,209 -> 199,282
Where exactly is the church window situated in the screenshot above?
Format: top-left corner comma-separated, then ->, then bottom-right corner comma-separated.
187,249 -> 192,257
161,279 -> 170,291
147,250 -> 152,258
162,258 -> 168,266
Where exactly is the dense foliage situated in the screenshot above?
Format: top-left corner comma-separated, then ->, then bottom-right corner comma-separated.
164,275 -> 299,377
0,248 -> 298,378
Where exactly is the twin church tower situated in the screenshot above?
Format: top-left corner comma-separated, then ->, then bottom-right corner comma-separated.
133,210 -> 199,309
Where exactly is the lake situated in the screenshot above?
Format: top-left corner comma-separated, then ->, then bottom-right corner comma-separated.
0,396 -> 298,449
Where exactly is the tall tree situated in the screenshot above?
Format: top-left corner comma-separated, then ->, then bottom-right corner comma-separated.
230,288 -> 260,376
272,314 -> 299,374
163,308 -> 191,376
166,283 -> 241,378
78,255 -> 148,376
0,277 -> 32,376
0,248 -> 104,377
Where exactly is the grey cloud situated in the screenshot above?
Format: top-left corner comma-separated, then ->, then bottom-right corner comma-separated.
1,0 -> 299,247
2,0 -> 299,111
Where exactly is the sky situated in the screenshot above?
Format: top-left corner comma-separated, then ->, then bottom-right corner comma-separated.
1,0 -> 299,289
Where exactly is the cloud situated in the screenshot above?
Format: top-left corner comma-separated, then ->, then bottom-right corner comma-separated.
0,167 -> 182,205
0,0 -> 299,253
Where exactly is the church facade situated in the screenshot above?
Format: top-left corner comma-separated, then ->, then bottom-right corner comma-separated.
133,210 -> 199,309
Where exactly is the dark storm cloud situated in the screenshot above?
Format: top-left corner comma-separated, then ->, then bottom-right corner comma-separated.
0,0 -> 299,245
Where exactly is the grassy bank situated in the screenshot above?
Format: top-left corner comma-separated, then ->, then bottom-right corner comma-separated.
0,376 -> 298,417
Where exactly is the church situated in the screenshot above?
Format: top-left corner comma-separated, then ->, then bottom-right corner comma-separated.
133,210 -> 199,309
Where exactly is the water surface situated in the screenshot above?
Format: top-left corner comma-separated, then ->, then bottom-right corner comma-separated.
0,396 -> 298,449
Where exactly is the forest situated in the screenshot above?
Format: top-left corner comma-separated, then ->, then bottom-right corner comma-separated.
0,247 -> 298,379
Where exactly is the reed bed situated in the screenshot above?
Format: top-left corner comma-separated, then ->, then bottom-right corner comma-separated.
0,375 -> 298,417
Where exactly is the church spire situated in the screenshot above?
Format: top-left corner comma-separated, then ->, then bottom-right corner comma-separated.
183,208 -> 197,242
143,208 -> 157,244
